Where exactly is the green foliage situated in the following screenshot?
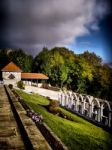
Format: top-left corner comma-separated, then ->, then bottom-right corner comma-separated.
0,47 -> 112,101
17,81 -> 25,89
87,64 -> 111,98
16,90 -> 112,150
32,47 -> 51,74
16,90 -> 49,105
0,48 -> 33,72
49,100 -> 60,108
47,100 -> 60,114
8,84 -> 13,89
49,100 -> 58,112
68,57 -> 93,93
79,51 -> 102,66
0,49 -> 10,70
9,49 -> 33,72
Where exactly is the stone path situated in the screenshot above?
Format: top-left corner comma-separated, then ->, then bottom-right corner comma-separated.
23,86 -> 59,100
0,85 -> 52,150
0,85 -> 25,149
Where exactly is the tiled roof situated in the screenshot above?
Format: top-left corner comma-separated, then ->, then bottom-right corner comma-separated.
21,73 -> 49,79
1,62 -> 22,72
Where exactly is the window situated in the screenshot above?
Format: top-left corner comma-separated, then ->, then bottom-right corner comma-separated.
8,74 -> 15,79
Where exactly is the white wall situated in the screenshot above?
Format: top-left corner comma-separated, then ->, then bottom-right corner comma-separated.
2,72 -> 21,86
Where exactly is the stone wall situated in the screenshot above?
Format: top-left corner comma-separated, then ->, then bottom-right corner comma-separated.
37,123 -> 68,150
5,85 -> 52,150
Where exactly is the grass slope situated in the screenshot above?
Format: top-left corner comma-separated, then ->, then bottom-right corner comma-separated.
16,90 -> 112,150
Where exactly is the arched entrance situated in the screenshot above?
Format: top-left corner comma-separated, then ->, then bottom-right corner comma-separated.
84,96 -> 91,117
91,98 -> 100,121
72,93 -> 78,111
101,101 -> 111,126
78,95 -> 84,114
67,92 -> 73,108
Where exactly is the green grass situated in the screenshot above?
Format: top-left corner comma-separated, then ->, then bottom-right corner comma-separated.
16,90 -> 112,150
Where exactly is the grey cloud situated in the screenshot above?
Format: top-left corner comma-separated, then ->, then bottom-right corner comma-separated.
1,0 -> 109,55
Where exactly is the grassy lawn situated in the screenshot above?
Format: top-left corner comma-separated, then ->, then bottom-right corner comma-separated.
16,90 -> 112,150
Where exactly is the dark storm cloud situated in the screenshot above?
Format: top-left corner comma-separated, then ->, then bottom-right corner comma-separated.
0,0 -> 10,48
100,0 -> 112,62
0,0 -> 110,55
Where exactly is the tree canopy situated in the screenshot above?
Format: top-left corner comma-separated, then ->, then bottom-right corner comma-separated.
0,47 -> 112,101
0,49 -> 33,72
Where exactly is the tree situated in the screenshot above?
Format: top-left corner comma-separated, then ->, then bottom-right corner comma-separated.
88,64 -> 111,99
33,47 -> 71,88
59,65 -> 69,88
0,47 -> 110,101
0,49 -> 10,79
0,49 -> 10,70
79,51 -> 102,66
50,47 -> 76,88
48,50 -> 65,86
9,49 -> 33,72
69,56 -> 93,93
32,47 -> 51,74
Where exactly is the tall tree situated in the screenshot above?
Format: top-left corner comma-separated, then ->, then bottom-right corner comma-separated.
79,51 -> 102,66
0,49 -> 10,70
9,49 -> 33,72
32,47 -> 51,74
70,57 -> 93,93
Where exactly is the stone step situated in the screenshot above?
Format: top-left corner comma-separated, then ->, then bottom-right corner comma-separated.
0,85 -> 26,149
0,128 -> 16,137
0,122 -> 17,128
0,114 -> 14,121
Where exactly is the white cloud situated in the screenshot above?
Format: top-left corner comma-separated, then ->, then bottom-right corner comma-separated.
5,0 -> 109,54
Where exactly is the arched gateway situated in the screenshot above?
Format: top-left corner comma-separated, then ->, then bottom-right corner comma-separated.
59,91 -> 112,127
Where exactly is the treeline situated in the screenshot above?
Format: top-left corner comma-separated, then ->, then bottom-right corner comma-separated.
0,48 -> 112,101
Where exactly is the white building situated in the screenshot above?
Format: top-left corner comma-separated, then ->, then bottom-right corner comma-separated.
1,62 -> 49,86
2,62 -> 22,85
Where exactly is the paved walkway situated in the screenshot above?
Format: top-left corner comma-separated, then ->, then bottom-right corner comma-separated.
0,85 -> 25,149
0,85 -> 52,150
23,86 -> 60,100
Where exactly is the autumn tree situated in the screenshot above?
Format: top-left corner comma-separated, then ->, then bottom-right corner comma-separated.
0,47 -> 112,101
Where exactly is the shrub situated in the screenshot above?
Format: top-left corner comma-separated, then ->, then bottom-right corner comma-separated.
48,100 -> 60,114
8,84 -> 13,89
49,100 -> 60,108
17,81 -> 25,89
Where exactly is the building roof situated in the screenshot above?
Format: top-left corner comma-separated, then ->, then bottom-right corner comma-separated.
1,62 -> 22,72
21,73 -> 49,79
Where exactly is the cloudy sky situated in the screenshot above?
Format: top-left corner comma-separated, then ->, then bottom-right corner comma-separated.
0,0 -> 112,62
